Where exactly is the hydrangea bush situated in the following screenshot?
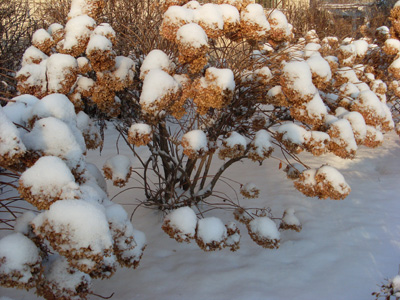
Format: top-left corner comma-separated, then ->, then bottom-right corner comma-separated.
1,0 -> 400,299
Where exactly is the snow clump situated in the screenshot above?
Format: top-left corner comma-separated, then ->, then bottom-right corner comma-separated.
18,156 -> 81,210
0,233 -> 41,289
162,206 -> 198,243
103,155 -> 133,187
182,130 -> 209,158
128,123 -> 152,147
247,217 -> 280,249
196,217 -> 227,251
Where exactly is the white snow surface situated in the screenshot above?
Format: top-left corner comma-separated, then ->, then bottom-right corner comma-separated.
29,93 -> 77,124
196,217 -> 227,243
103,155 -> 132,181
139,69 -> 179,106
32,199 -> 113,253
306,54 -> 331,80
240,4 -> 270,33
183,130 -> 208,152
176,23 -> 208,48
3,95 -> 38,126
46,54 -> 78,93
164,206 -> 197,236
219,4 -> 240,24
19,156 -> 80,199
193,3 -> 223,30
23,117 -> 85,169
163,6 -> 194,24
0,233 -> 40,283
303,43 -> 321,58
86,34 -> 113,52
140,50 -> 174,79
206,67 -> 235,91
282,61 -> 317,97
32,29 -> 52,45
0,107 -> 26,157
3,125 -> 400,300
249,217 -> 280,240
45,256 -> 91,292
22,46 -> 48,67
223,131 -> 246,147
62,15 -> 96,50
277,123 -> 307,144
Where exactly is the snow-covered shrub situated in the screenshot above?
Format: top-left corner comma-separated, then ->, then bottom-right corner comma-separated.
3,1 -> 400,297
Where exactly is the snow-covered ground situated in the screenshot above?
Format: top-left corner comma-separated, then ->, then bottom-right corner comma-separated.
2,126 -> 400,300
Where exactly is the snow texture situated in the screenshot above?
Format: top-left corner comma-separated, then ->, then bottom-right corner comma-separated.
46,54 -> 78,93
140,69 -> 179,106
32,199 -> 113,253
164,207 -> 197,237
176,23 -> 208,48
183,130 -> 208,152
196,217 -> 227,244
23,117 -> 85,169
249,217 -> 280,240
140,49 -> 174,79
0,233 -> 40,283
0,107 -> 26,158
20,156 -> 80,199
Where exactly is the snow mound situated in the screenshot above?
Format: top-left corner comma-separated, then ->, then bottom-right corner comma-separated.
103,155 -> 133,187
162,207 -> 198,243
18,156 -> 81,210
196,217 -> 227,251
